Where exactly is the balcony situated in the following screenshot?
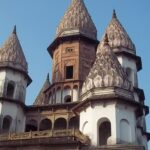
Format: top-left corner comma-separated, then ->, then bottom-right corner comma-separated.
0,129 -> 90,145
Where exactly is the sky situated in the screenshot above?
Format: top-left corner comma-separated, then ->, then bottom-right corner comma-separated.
0,0 -> 150,147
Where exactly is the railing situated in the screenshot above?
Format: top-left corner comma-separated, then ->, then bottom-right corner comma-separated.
0,129 -> 90,144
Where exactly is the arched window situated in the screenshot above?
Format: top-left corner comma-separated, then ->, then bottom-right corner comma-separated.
25,119 -> 38,132
2,116 -> 12,133
126,67 -> 133,83
69,117 -> 79,129
64,95 -> 72,103
120,119 -> 131,143
6,81 -> 15,98
63,86 -> 71,103
39,119 -> 52,131
98,118 -> 111,146
54,118 -> 67,130
73,85 -> 78,102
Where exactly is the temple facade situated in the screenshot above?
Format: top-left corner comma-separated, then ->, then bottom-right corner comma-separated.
0,0 -> 149,150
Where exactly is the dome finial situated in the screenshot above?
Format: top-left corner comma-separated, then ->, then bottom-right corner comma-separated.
47,73 -> 49,81
13,25 -> 17,34
112,9 -> 117,18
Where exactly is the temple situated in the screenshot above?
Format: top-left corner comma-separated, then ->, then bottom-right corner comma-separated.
0,0 -> 149,150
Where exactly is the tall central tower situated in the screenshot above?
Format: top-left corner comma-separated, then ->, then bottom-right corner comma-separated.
46,0 -> 99,104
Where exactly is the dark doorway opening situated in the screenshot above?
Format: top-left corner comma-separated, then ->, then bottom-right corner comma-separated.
65,66 -> 73,79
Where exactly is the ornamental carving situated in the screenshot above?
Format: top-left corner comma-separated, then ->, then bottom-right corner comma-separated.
105,10 -> 136,51
0,29 -> 28,72
82,35 -> 132,94
56,0 -> 97,40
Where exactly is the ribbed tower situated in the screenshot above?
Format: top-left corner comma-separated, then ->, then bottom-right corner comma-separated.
74,34 -> 149,149
56,0 -> 97,40
102,10 -> 143,105
0,26 -> 28,73
0,26 -> 31,134
82,34 -> 132,96
45,0 -> 99,105
106,10 -> 136,53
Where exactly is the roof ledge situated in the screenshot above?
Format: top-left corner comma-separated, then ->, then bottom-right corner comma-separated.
80,87 -> 134,101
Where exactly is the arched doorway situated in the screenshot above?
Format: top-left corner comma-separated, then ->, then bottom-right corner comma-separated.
6,81 -> 15,98
39,119 -> 52,131
2,115 -> 12,133
98,118 -> 111,146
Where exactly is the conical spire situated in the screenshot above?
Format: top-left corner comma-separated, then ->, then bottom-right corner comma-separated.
56,0 -> 97,40
82,34 -> 132,95
0,26 -> 28,72
34,74 -> 51,105
105,10 -> 136,52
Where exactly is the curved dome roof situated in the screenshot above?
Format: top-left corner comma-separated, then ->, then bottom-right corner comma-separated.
0,26 -> 28,72
82,34 -> 132,95
106,10 -> 136,52
56,0 -> 97,40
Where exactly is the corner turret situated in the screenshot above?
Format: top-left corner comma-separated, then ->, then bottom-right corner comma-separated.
0,26 -> 31,134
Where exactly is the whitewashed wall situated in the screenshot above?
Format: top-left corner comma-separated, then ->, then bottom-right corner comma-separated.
117,55 -> 140,102
56,88 -> 61,103
73,86 -> 78,102
0,71 -> 6,96
5,70 -> 27,102
62,87 -> 71,103
117,55 -> 138,86
0,101 -> 25,132
116,104 -> 136,144
80,101 -> 117,146
0,103 -> 2,115
0,69 -> 27,133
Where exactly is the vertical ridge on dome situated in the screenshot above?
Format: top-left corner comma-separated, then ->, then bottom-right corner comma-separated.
0,26 -> 28,72
56,0 -> 97,40
105,10 -> 136,51
82,34 -> 132,94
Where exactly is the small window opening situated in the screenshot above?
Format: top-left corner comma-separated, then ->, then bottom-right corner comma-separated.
99,121 -> 111,146
2,116 -> 12,133
64,95 -> 72,103
126,67 -> 132,77
65,66 -> 73,79
6,82 -> 15,98
66,47 -> 74,53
